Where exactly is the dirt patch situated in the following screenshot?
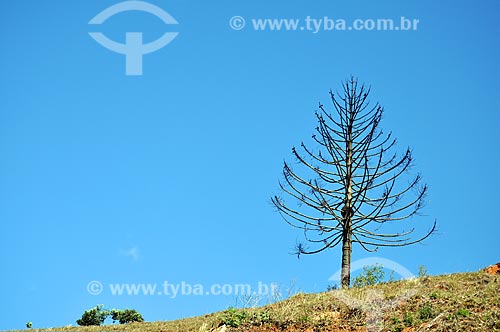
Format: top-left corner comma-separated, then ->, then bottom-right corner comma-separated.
231,325 -> 365,332
484,262 -> 500,275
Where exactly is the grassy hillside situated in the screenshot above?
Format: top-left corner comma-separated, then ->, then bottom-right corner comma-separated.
12,270 -> 500,332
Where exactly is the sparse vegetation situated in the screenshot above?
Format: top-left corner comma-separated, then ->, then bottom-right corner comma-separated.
326,283 -> 338,291
110,309 -> 144,324
418,303 -> 435,320
76,304 -> 109,326
430,291 -> 439,299
457,308 -> 471,317
76,305 -> 144,326
221,307 -> 248,327
403,311 -> 414,327
419,265 -> 429,278
10,270 -> 500,332
352,264 -> 385,287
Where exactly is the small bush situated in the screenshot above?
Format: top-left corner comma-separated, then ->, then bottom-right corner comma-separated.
111,309 -> 144,324
77,305 -> 144,326
352,264 -> 385,287
221,307 -> 248,327
419,304 -> 435,320
76,304 -> 109,326
249,310 -> 272,325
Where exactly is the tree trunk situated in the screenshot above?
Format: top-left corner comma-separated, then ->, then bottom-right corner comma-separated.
341,117 -> 354,288
341,228 -> 352,288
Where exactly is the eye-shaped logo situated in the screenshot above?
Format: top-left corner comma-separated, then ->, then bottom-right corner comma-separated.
329,257 -> 419,332
89,1 -> 179,76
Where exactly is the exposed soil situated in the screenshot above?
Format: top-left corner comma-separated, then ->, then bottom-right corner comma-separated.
230,324 -> 365,332
484,262 -> 500,275
228,324 -> 422,332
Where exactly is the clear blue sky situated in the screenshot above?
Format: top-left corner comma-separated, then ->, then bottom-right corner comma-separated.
1,0 -> 499,330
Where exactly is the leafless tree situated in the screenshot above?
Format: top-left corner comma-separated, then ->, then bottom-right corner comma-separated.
272,77 -> 436,288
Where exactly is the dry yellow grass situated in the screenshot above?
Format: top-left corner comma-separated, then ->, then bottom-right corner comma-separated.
8,270 -> 500,332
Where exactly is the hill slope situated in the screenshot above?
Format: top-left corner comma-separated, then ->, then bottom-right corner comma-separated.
11,269 -> 500,332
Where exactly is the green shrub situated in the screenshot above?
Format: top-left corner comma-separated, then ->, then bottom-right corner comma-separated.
76,304 -> 109,326
419,304 -> 435,320
391,317 -> 401,324
456,308 -> 470,317
221,307 -> 248,327
352,264 -> 385,287
403,312 -> 414,327
111,309 -> 145,324
77,305 -> 144,326
248,310 -> 272,325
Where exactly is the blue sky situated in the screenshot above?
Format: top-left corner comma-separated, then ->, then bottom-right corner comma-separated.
1,0 -> 499,330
